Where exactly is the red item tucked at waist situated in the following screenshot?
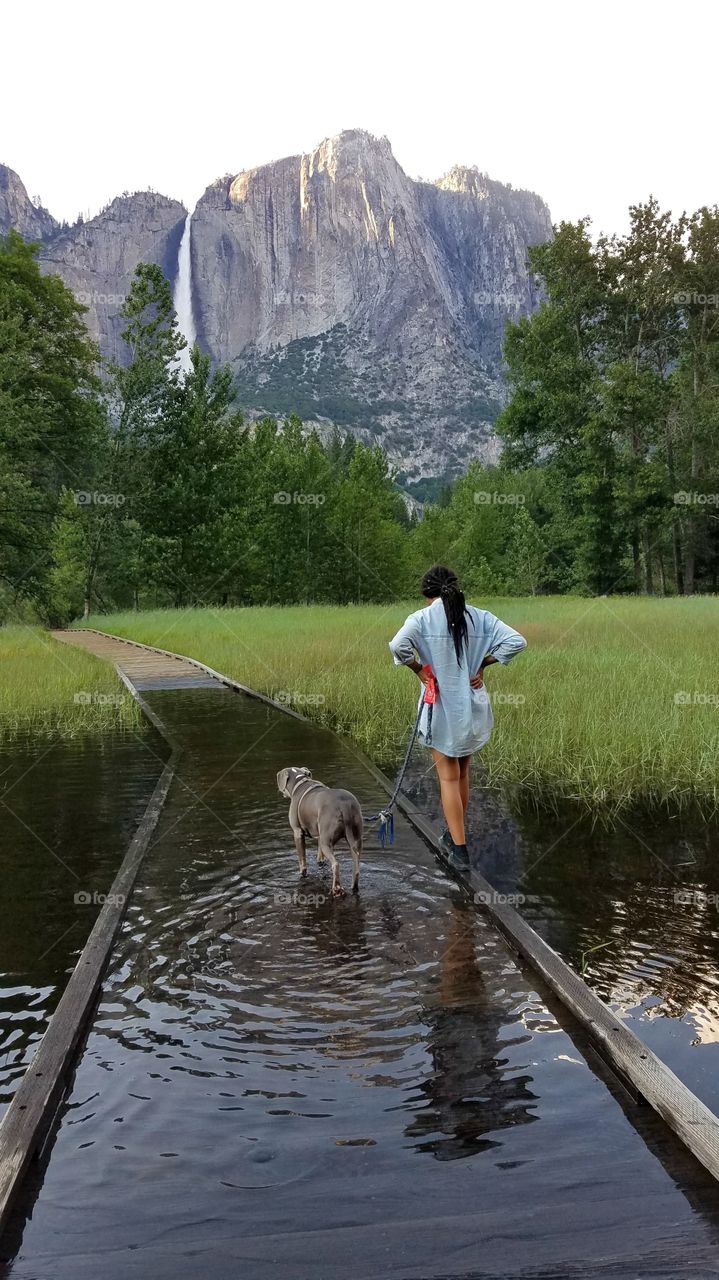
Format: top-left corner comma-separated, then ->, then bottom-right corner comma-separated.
421,665 -> 437,704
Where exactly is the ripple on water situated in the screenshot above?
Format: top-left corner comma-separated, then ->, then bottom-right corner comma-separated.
0,730 -> 160,1112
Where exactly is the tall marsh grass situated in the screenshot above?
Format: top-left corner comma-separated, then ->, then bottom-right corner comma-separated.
84,597 -> 719,814
0,626 -> 140,742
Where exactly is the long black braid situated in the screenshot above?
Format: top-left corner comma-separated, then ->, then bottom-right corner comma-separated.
420,564 -> 471,664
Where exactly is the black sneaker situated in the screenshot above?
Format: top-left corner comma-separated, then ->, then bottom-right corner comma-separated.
448,842 -> 470,870
438,829 -> 470,869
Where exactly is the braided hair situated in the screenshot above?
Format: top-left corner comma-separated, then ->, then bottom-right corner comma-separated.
420,564 -> 470,664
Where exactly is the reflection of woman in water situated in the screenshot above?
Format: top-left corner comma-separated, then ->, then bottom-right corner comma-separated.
389,565 -> 527,868
406,900 -> 538,1160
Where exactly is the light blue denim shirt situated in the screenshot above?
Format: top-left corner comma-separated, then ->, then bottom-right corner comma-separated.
389,600 -> 527,757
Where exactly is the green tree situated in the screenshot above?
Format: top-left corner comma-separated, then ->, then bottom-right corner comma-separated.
497,203 -> 719,596
672,207 -> 719,592
54,262 -> 190,617
0,231 -> 104,616
141,348 -> 245,604
328,444 -> 408,602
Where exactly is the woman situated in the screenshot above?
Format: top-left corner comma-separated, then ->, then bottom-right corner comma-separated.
388,564 -> 527,868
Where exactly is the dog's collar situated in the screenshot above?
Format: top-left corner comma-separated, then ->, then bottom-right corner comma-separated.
290,776 -> 325,800
291,773 -> 324,803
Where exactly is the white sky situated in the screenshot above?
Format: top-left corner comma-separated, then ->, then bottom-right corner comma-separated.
1,0 -> 715,236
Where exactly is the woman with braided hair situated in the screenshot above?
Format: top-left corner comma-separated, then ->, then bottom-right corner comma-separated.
389,565 -> 526,869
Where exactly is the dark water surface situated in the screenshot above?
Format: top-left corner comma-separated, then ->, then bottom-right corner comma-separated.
407,758 -> 719,1115
4,689 -> 719,1278
0,727 -> 161,1114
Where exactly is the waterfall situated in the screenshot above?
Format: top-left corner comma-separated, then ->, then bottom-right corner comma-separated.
173,213 -> 197,374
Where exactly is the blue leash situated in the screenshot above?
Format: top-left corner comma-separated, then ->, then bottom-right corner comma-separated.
365,694 -> 433,847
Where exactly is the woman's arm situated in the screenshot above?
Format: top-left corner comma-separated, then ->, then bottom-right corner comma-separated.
470,654 -> 498,688
486,613 -> 527,664
471,615 -> 527,686
389,614 -> 432,684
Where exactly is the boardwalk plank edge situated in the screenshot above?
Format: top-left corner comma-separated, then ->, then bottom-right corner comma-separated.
73,627 -> 719,1185
0,661 -> 180,1236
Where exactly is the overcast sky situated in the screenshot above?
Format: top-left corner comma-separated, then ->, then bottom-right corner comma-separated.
2,0 -> 715,236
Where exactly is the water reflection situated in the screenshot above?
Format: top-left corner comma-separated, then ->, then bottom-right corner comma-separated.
407,901 -> 538,1159
405,761 -> 719,1111
0,729 -> 159,1112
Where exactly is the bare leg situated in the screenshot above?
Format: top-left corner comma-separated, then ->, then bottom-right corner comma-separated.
293,829 -> 307,877
458,755 -> 472,816
431,750 -> 465,844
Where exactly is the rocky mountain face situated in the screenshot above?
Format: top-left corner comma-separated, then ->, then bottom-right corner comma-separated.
2,132 -> 551,481
1,164 -> 186,366
39,194 -> 187,365
0,164 -> 57,241
190,131 -> 551,482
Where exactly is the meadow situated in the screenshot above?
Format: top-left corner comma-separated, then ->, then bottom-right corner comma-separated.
77,596 -> 719,815
0,626 -> 140,741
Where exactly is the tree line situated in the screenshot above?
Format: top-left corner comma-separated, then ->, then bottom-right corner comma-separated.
0,236 -> 411,621
498,200 -> 719,594
1,200 -> 718,623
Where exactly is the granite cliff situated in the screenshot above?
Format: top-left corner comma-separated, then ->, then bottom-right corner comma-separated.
2,132 -> 552,480
38,193 -> 187,365
0,164 -> 57,241
190,131 -> 551,481
1,167 -> 186,365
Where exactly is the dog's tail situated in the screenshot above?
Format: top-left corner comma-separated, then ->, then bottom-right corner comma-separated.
342,799 -> 364,853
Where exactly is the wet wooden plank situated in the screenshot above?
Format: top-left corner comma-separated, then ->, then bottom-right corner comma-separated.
339,741 -> 719,1182
0,668 -> 179,1234
51,630 -> 213,687
360,751 -> 719,1185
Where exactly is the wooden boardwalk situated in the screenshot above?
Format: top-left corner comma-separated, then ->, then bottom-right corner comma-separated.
51,629 -> 222,691
0,633 -> 185,1233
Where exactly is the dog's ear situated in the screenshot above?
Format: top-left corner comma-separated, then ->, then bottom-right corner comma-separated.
277,768 -> 290,796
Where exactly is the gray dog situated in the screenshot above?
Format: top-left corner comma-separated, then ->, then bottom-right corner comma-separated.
276,766 -> 364,896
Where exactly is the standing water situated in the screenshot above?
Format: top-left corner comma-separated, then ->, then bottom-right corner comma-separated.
173,213 -> 196,374
5,688 -> 719,1278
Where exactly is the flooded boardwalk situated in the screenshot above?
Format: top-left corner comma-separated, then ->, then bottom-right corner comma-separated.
51,628 -> 223,691
4,641 -> 719,1277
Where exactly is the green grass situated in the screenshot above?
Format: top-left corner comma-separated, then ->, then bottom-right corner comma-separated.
82,597 -> 719,815
0,626 -> 141,741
